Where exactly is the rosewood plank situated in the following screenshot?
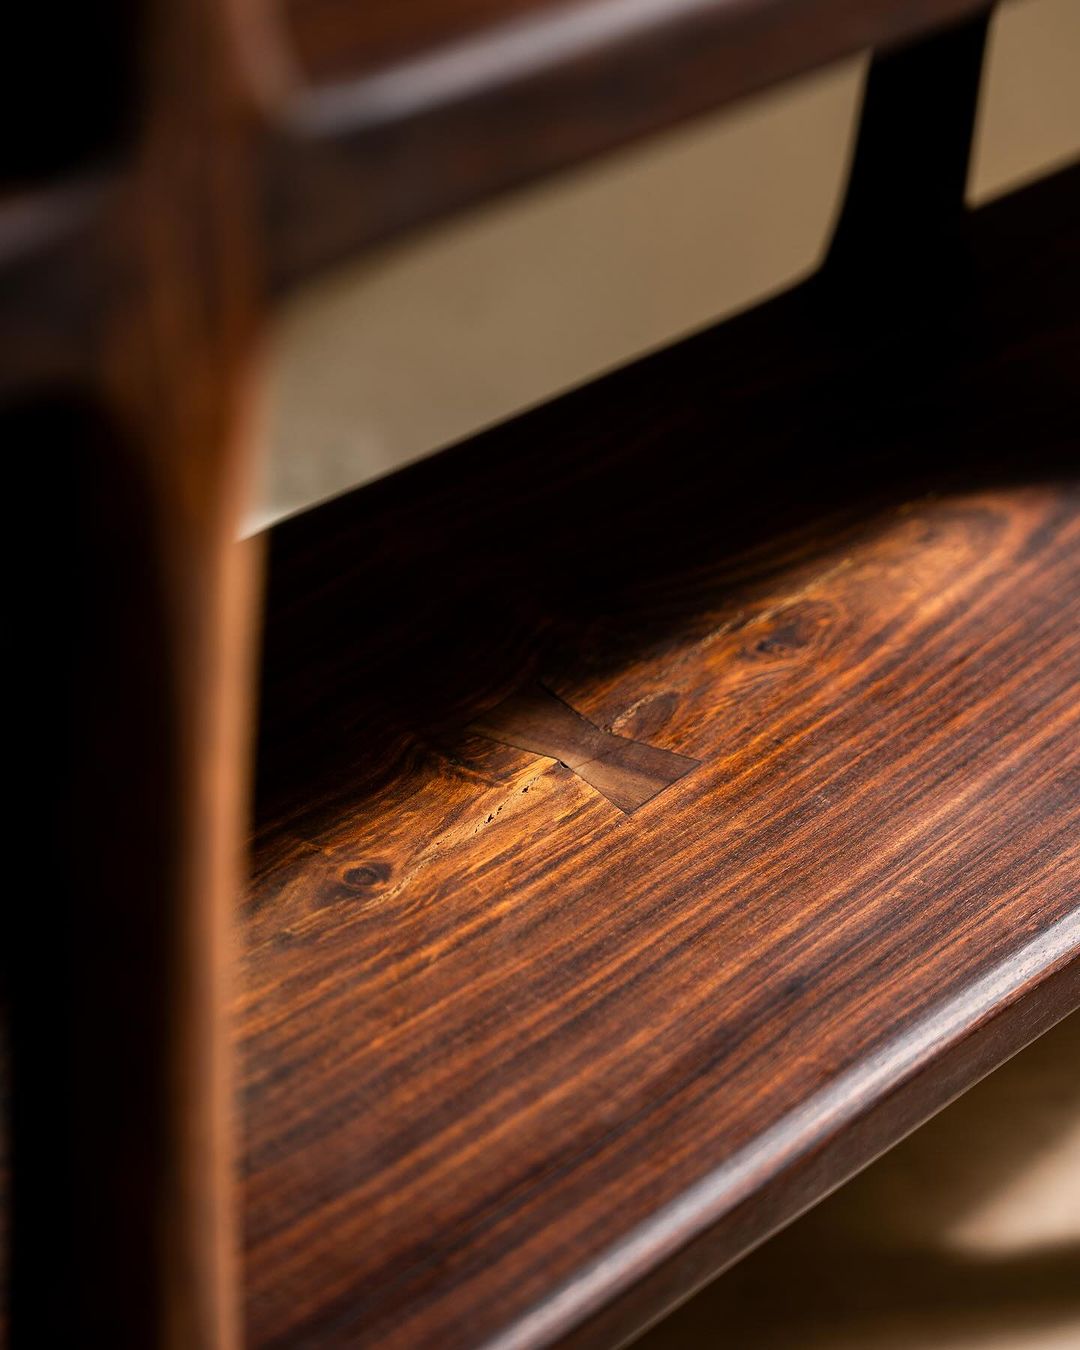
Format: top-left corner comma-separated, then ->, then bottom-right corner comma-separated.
242,165 -> 1080,1349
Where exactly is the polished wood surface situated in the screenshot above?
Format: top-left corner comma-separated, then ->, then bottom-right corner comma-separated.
5,1 -> 1078,1345
243,163 -> 1080,1349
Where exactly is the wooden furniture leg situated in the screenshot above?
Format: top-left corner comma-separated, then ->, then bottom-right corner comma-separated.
825,12 -> 990,282
11,395 -> 256,1349
7,2 -> 260,1345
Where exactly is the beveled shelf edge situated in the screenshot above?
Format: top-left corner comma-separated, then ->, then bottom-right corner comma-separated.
547,925 -> 1080,1349
264,0 -> 993,288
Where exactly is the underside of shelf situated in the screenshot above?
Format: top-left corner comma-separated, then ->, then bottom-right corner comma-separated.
242,165 -> 1080,1349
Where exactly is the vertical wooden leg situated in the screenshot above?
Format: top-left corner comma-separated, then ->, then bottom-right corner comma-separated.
8,0 -> 266,1340
825,11 -> 990,286
10,385 -> 259,1348
812,10 -> 993,463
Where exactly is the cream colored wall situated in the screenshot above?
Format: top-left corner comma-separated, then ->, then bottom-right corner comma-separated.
253,0 -> 1080,533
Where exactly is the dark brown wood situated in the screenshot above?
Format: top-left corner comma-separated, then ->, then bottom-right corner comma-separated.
4,2 -> 1078,1347
6,1 -> 262,1346
1,0 -> 1000,364
825,12 -> 988,279
470,683 -> 698,813
281,0 -> 988,88
562,964 -> 1080,1350
242,163 -> 1080,1350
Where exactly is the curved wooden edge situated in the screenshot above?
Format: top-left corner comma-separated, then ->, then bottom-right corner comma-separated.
0,8 -> 1056,1348
520,928 -> 1080,1349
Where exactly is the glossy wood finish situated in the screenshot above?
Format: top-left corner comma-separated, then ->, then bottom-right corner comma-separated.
243,163 -> 1080,1349
470,683 -> 699,813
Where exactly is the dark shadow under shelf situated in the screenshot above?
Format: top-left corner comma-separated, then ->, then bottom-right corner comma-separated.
242,165 -> 1080,1349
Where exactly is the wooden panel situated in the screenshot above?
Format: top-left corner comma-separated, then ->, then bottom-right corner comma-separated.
241,165 -> 1080,1348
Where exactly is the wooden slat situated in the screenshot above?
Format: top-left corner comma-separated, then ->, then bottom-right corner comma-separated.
282,0 -> 988,89
241,164 -> 1080,1349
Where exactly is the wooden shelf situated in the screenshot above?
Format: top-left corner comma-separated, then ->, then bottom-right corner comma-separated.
242,166 -> 1080,1348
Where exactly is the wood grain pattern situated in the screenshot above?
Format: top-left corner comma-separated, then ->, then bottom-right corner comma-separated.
6,6 -> 1060,1347
4,1 -> 1074,1346
242,164 -> 1080,1349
